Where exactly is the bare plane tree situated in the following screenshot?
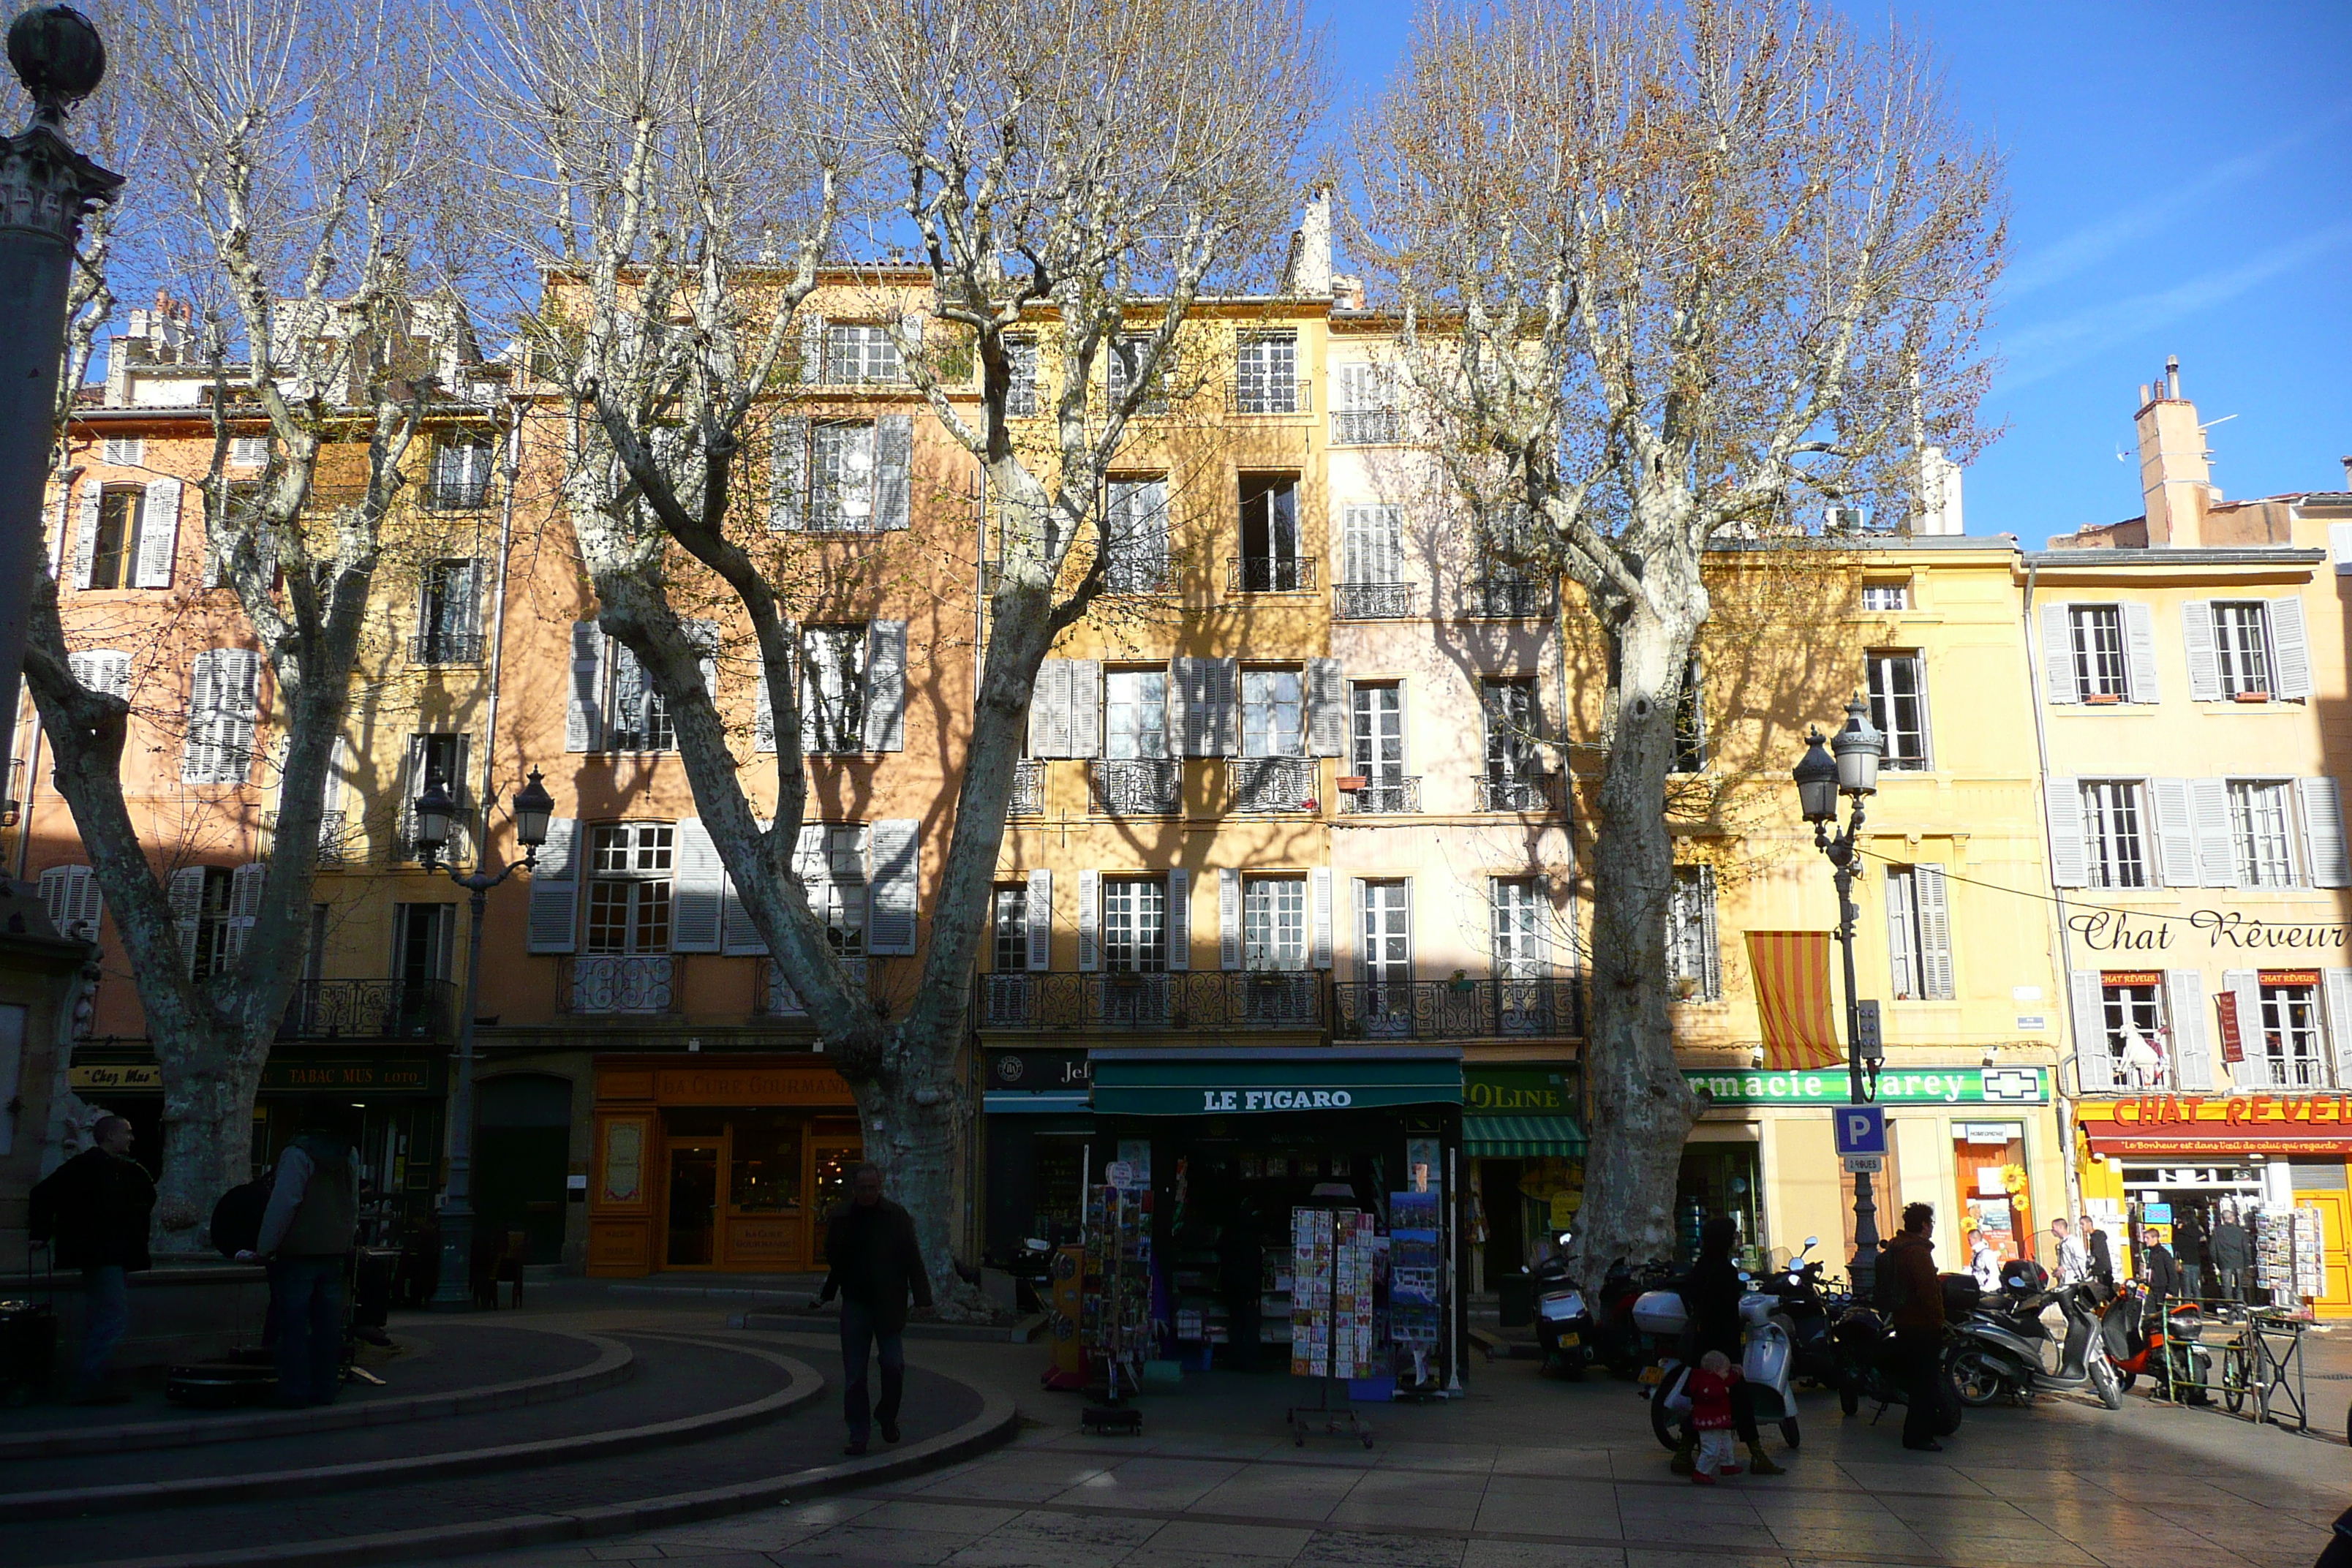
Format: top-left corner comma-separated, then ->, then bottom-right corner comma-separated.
1357,0 -> 2004,1270
467,0 -> 1319,1308
23,0 -> 470,1246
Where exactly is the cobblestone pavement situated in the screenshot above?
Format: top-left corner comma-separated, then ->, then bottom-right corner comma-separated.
442,1315 -> 2351,1568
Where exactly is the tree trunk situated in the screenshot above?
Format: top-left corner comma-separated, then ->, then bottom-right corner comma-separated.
151,1039 -> 264,1250
845,1013 -> 984,1318
1575,597 -> 1702,1276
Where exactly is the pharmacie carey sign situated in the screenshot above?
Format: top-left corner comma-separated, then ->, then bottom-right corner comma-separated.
1686,1066 -> 2048,1107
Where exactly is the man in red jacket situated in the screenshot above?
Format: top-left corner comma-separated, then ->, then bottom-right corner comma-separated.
1881,1202 -> 1946,1452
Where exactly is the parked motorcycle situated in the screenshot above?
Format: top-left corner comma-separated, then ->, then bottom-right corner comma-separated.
1756,1237 -> 1841,1389
1593,1254 -> 1678,1377
1531,1238 -> 1598,1379
1947,1259 -> 2122,1410
1831,1292 -> 1965,1435
1642,1277 -> 1803,1451
2100,1281 -> 2213,1402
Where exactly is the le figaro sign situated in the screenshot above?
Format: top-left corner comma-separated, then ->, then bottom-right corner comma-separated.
1199,1088 -> 1355,1112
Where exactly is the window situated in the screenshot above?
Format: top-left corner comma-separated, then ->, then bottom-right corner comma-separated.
1243,875 -> 1307,970
1105,478 -> 1169,594
1236,476 -> 1302,592
1866,652 -> 1930,769
2101,980 -> 2166,1089
393,902 -> 455,984
2081,781 -> 2148,889
1101,877 -> 1166,973
1241,668 -> 1304,757
824,323 -> 902,385
1332,362 -> 1401,444
992,886 -> 1028,973
1491,878 -> 1544,979
399,733 -> 469,859
1104,668 -> 1168,759
1861,581 -> 1909,612
1236,333 -> 1298,413
586,823 -> 674,953
2213,603 -> 2273,698
1104,337 -> 1166,413
88,488 -> 144,589
1882,866 -> 1955,1001
2258,981 -> 2327,1088
800,626 -> 867,754
2069,606 -> 2128,701
415,559 -> 479,663
605,640 -> 674,752
810,421 -> 877,531
230,435 -> 269,468
2229,780 -> 2298,887
1666,867 -> 1719,1001
102,436 -> 143,467
1482,679 -> 1537,780
183,649 -> 260,785
1351,683 -> 1405,802
1358,879 -> 1411,987
823,882 -> 868,960
428,440 -> 494,509
187,867 -> 233,982
1003,335 -> 1039,417
1672,657 -> 1705,774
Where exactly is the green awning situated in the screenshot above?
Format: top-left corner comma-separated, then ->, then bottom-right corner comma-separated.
1090,1047 -> 1462,1117
1465,1115 -> 1587,1157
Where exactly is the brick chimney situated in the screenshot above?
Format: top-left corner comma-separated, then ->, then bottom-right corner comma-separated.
2136,355 -> 2209,546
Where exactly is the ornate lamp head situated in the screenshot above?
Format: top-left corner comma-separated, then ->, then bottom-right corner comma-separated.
8,5 -> 106,127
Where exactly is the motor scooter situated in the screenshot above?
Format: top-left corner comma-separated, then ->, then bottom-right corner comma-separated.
1531,1235 -> 1599,1379
1594,1255 -> 1678,1377
1831,1295 -> 1964,1434
1946,1259 -> 2122,1409
2103,1284 -> 2215,1403
1644,1276 -> 1803,1451
1757,1237 -> 1839,1388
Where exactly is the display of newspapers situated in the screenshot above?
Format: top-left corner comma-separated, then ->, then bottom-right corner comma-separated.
2293,1205 -> 2326,1298
2252,1205 -> 2328,1305
1290,1206 -> 1381,1379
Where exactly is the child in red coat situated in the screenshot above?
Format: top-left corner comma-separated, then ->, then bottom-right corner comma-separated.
1687,1350 -> 1744,1484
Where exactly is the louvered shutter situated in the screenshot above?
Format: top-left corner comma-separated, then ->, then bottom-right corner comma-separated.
395,735 -> 427,858
2182,603 -> 2220,701
2123,602 -> 2159,703
2325,969 -> 2352,1093
169,864 -> 206,977
769,415 -> 808,531
456,559 -> 486,641
223,650 -> 260,783
2167,969 -> 2214,1090
2149,779 -> 2198,888
2044,778 -> 2087,888
1205,657 -> 1237,755
670,819 -> 725,952
1696,869 -> 1720,1000
135,478 -> 181,587
69,650 -> 129,699
1025,868 -> 1052,971
2271,597 -> 2312,700
39,866 -> 101,942
1218,868 -> 1242,970
1166,867 -> 1191,971
223,862 -> 265,965
182,650 -> 219,783
753,673 -> 776,753
2070,972 -> 2112,1092
1311,866 -> 1333,970
566,622 -> 605,752
1066,658 -> 1100,759
1915,864 -> 1954,1000
2039,603 -> 2076,704
2224,970 -> 2266,1088
2192,778 -> 2237,886
1077,869 -> 1099,972
799,315 -> 825,383
37,867 -> 68,935
1883,869 -> 1918,998
1306,658 -> 1347,757
1029,660 -> 1071,758
874,413 -> 912,530
869,819 -> 919,954
524,818 -> 580,954
2299,777 -> 2350,888
1171,657 -> 1199,755
856,620 -> 906,753
71,486 -> 101,589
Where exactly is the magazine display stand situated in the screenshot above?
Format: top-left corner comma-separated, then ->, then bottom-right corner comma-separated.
1082,1183 -> 1151,1434
1286,1205 -> 1376,1447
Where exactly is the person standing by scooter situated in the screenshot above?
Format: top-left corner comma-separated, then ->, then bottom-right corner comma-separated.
1670,1217 -> 1784,1477
2051,1218 -> 2090,1287
1882,1203 -> 1947,1452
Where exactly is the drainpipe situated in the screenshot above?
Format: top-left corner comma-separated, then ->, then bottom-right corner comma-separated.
477,396 -> 522,814
2020,559 -> 2087,1227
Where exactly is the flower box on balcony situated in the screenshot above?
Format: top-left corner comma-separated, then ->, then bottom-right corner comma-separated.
2083,693 -> 2122,706
2234,691 -> 2272,703
1337,776 -> 1367,791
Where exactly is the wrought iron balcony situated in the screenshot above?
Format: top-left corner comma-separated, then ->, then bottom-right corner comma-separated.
1227,377 -> 1310,415
1093,758 -> 1181,816
1230,756 -> 1319,813
1228,556 -> 1316,594
1475,771 -> 1558,813
423,478 -> 494,512
1330,408 -> 1403,445
314,809 -> 348,867
974,970 -> 1327,1031
279,979 -> 453,1041
1009,759 -> 1046,817
758,957 -> 867,1017
1339,777 -> 1420,815
409,630 -> 485,665
561,954 -> 683,1016
1334,581 -> 1417,620
1465,578 -> 1551,619
1104,556 -> 1172,595
1333,976 -> 1585,1041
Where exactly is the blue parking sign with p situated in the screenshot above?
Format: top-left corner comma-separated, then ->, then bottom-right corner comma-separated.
1833,1105 -> 1887,1156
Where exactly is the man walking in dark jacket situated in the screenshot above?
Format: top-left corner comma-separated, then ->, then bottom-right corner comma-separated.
1883,1202 -> 1946,1452
2210,1205 -> 2252,1303
2141,1226 -> 2182,1309
818,1164 -> 932,1455
236,1125 -> 358,1406
27,1115 -> 154,1403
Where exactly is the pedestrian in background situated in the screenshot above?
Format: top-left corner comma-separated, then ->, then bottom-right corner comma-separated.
2173,1207 -> 2208,1300
236,1119 -> 358,1407
2082,1214 -> 2116,1287
1970,1226 -> 2002,1292
26,1115 -> 154,1404
2210,1204 -> 2251,1304
1882,1202 -> 1947,1452
2141,1226 -> 2182,1310
2051,1218 -> 2089,1287
818,1163 -> 931,1455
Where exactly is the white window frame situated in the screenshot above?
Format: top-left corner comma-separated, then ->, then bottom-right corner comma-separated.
1866,650 -> 1931,770
800,625 -> 867,754
991,886 -> 1028,973
2213,602 -> 2274,698
1101,875 -> 1168,974
1491,878 -> 1544,980
808,421 -> 878,532
1242,874 -> 1308,971
1861,581 -> 1909,611
1350,682 -> 1404,788
2081,780 -> 2149,890
1104,667 -> 1169,761
1357,878 -> 1411,988
2102,979 -> 2167,1089
2068,605 -> 2129,701
586,823 -> 674,954
1666,866 -> 1719,1001
1240,667 -> 1305,758
2258,981 -> 2329,1089
1236,333 -> 1298,414
2228,778 -> 2299,887
824,323 -> 902,385
1481,679 -> 1538,780
604,639 -> 674,753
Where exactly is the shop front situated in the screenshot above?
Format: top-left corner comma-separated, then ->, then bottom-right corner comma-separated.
980,1047 -> 1094,1267
1085,1047 -> 1469,1393
1461,1065 -> 1583,1289
2077,1094 -> 2352,1316
587,1055 -> 862,1276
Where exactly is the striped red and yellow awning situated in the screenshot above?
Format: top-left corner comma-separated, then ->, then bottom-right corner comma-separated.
1744,931 -> 1844,1071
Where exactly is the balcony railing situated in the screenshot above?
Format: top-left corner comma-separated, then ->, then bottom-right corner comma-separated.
1230,756 -> 1319,813
279,979 -> 453,1041
1475,771 -> 1558,813
1465,578 -> 1552,619
1104,557 -> 1173,595
1093,758 -> 1182,816
423,478 -> 494,512
1330,408 -> 1403,445
1339,777 -> 1420,815
1227,378 -> 1310,415
1334,581 -> 1417,620
758,957 -> 867,1017
1229,557 -> 1316,594
1009,759 -> 1045,817
561,954 -> 682,1016
1333,976 -> 1586,1041
409,630 -> 485,665
975,970 -> 1327,1031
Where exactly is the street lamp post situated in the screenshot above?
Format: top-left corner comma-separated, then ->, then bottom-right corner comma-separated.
417,766 -> 555,1309
1793,696 -> 1887,1292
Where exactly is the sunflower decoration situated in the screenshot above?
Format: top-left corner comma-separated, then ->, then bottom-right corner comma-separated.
2000,1163 -> 2029,1198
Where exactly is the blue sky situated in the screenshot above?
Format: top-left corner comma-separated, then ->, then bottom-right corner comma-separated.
1317,0 -> 2352,546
